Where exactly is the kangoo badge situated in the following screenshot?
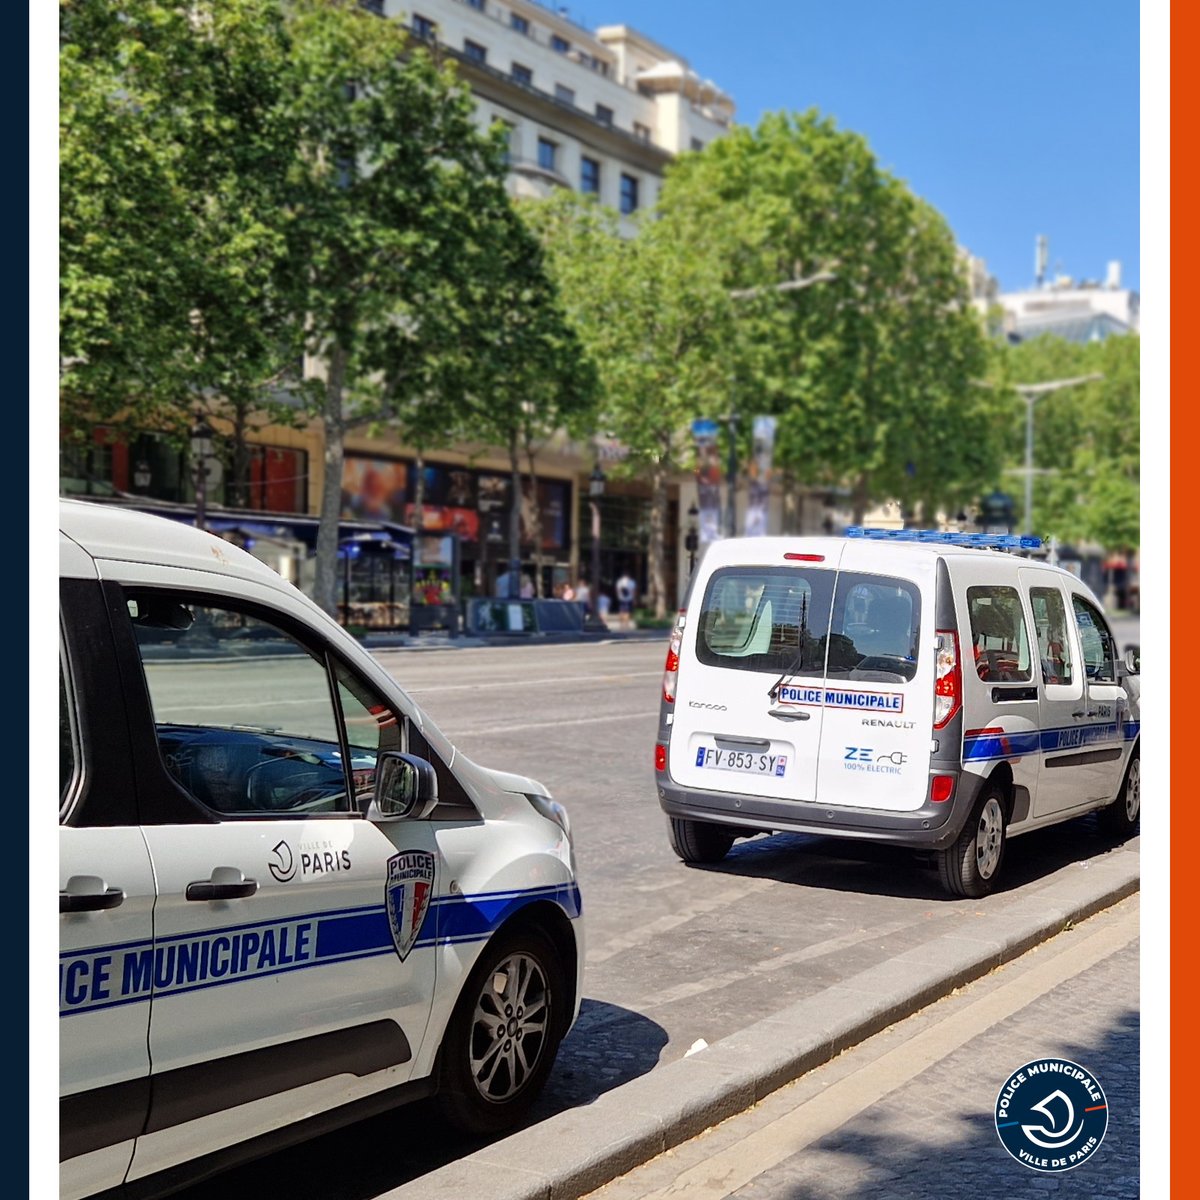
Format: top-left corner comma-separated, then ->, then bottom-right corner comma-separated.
386,850 -> 435,961
994,1057 -> 1108,1172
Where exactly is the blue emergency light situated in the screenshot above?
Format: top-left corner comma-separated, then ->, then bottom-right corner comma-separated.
844,527 -> 1042,550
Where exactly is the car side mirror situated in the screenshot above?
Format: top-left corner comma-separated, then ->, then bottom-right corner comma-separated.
1123,646 -> 1140,675
364,752 -> 439,822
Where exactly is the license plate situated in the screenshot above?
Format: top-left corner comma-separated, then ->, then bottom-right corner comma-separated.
695,747 -> 788,776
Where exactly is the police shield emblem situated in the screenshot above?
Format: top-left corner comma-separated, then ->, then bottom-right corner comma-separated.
385,850 -> 436,962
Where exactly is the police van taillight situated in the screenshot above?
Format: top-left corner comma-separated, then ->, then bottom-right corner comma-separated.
662,610 -> 686,703
933,629 -> 961,729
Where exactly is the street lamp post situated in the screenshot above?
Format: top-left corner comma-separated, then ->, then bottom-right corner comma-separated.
589,463 -> 606,614
724,395 -> 739,539
1013,374 -> 1103,535
190,410 -> 215,531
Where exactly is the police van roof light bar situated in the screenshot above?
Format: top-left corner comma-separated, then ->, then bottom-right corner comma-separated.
844,527 -> 1042,551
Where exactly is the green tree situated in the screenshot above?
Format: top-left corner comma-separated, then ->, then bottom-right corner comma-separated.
528,192 -> 734,616
658,111 -> 1000,523
1002,333 -> 1140,550
278,0 -> 502,614
60,0 -> 302,489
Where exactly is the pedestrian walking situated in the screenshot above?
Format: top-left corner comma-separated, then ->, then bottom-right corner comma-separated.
575,578 -> 592,613
616,571 -> 637,615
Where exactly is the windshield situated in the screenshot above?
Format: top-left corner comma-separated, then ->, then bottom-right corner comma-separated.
695,566 -> 921,683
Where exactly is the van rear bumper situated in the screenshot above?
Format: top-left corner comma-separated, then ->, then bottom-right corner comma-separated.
656,771 -> 984,850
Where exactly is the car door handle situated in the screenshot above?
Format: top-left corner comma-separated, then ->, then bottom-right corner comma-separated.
60,887 -> 125,913
1072,709 -> 1094,718
186,872 -> 259,902
768,709 -> 811,721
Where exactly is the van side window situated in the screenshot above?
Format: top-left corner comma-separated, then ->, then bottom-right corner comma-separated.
696,567 -> 833,676
124,591 -> 401,817
1071,595 -> 1118,683
60,658 -> 78,814
967,586 -> 1032,683
828,573 -> 922,682
1029,587 -> 1074,686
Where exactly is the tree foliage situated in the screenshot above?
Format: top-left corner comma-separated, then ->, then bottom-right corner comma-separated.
60,0 -> 299,447
1001,333 -> 1140,550
658,110 -> 1003,522
526,191 -> 735,616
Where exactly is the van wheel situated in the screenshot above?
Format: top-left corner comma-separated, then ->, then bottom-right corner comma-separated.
436,928 -> 566,1135
938,785 -> 1007,899
668,817 -> 734,865
1098,753 -> 1140,839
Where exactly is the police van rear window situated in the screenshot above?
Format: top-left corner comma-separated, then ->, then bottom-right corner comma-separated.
696,567 -> 921,682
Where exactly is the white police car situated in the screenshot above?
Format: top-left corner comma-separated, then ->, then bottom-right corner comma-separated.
656,528 -> 1140,898
59,500 -> 583,1199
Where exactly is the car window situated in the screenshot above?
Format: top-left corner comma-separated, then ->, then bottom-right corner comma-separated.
827,572 -> 922,682
1071,594 -> 1118,683
695,567 -> 834,677
1029,586 -> 1074,686
967,586 -> 1033,683
125,592 -> 401,816
60,658 -> 78,815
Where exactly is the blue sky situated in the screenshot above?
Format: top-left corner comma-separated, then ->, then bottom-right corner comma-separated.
584,0 -> 1141,294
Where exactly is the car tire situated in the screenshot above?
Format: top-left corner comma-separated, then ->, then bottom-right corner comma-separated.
668,817 -> 735,865
937,784 -> 1007,899
1098,752 -> 1140,840
436,927 -> 567,1136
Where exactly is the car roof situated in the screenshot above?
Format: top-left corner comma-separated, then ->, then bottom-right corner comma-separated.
697,536 -> 1080,577
60,499 -> 287,586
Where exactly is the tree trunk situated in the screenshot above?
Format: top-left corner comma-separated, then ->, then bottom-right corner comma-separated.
229,401 -> 250,510
412,448 -> 425,533
851,472 -> 871,526
507,432 -> 522,600
314,344 -> 347,617
525,443 -> 544,597
781,467 -> 797,534
649,463 -> 668,619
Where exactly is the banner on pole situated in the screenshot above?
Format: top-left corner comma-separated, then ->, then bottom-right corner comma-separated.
744,416 -> 777,537
691,418 -> 724,545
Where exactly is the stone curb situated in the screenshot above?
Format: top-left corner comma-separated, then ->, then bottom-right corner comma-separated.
381,850 -> 1139,1200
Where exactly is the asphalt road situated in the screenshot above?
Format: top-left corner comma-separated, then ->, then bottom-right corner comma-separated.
172,634 -> 1140,1200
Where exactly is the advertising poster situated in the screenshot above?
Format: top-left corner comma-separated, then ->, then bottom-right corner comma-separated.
691,418 -> 724,545
342,457 -> 408,523
744,415 -> 777,537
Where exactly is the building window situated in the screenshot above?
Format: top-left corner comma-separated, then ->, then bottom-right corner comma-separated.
510,13 -> 529,33
512,62 -> 533,85
555,83 -> 576,106
580,156 -> 600,195
411,13 -> 436,39
537,137 -> 558,172
690,137 -> 705,152
633,121 -> 651,142
466,0 -> 485,9
619,173 -> 639,214
551,33 -> 570,53
463,39 -> 487,64
595,103 -> 613,126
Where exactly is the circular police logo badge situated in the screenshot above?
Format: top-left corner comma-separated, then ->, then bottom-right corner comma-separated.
994,1058 -> 1108,1172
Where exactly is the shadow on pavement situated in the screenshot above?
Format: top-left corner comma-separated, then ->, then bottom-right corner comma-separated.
759,1004 -> 1139,1198
691,816 -> 1136,902
170,999 -> 667,1200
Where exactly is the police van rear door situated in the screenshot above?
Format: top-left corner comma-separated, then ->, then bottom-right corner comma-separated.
669,543 -> 844,805
810,543 -> 936,812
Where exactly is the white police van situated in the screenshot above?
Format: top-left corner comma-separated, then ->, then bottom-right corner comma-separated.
655,528 -> 1140,898
59,500 -> 583,1199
